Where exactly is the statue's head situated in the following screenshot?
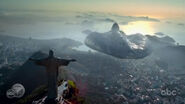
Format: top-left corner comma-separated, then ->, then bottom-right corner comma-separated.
49,50 -> 54,57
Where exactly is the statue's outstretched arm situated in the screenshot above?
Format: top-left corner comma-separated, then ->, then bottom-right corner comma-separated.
58,59 -> 76,66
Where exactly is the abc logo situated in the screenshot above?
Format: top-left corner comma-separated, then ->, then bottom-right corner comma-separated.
161,89 -> 176,96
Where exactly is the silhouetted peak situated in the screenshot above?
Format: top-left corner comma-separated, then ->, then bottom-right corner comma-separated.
111,23 -> 119,32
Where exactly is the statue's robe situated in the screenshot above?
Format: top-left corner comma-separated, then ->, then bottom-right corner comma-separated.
33,57 -> 70,100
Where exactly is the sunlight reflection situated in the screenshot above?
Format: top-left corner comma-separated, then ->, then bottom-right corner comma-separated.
120,21 -> 155,35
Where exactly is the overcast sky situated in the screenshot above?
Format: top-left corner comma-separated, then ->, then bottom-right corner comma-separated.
0,0 -> 184,18
0,0 -> 184,44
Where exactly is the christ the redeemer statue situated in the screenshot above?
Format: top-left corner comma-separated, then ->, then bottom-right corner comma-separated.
29,50 -> 76,103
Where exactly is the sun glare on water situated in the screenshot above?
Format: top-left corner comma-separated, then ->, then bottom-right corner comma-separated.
120,21 -> 155,35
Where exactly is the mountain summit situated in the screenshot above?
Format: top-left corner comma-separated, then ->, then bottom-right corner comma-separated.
111,23 -> 120,32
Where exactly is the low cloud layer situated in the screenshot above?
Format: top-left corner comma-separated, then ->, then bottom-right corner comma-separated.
178,23 -> 185,26
76,12 -> 160,26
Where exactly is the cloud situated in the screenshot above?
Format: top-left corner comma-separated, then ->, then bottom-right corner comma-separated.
81,20 -> 94,27
0,10 -> 162,43
0,11 -> 36,24
119,22 -> 128,25
165,21 -> 172,24
0,10 -> 160,26
76,15 -> 83,18
135,16 -> 160,22
155,32 -> 165,36
103,18 -> 115,23
64,22 -> 76,25
75,12 -> 160,26
0,30 -> 6,33
165,21 -> 184,27
177,23 -> 185,26
0,10 -> 68,25
110,13 -> 160,22
75,13 -> 94,19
